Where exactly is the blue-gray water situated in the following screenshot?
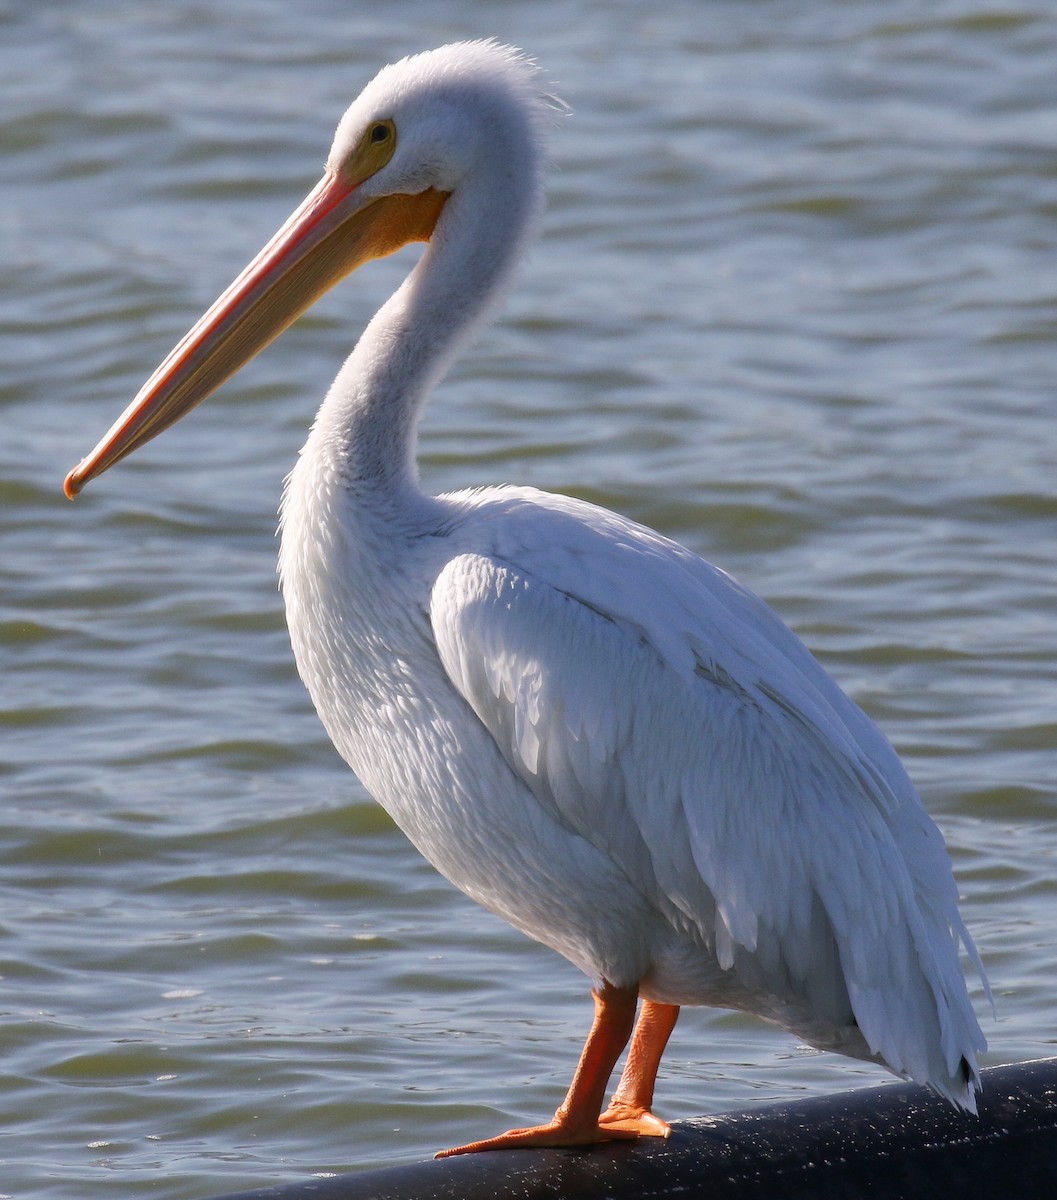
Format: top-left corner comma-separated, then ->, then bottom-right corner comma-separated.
3,1 -> 1056,1196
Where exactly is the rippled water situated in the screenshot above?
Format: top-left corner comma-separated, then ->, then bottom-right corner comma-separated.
4,1 -> 1056,1196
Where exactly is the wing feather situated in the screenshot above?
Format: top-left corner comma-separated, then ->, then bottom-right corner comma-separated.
429,488 -> 985,1102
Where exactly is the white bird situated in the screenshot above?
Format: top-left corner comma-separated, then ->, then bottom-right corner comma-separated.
65,41 -> 987,1156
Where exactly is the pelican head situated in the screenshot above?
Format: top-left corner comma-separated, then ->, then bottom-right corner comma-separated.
63,40 -> 546,499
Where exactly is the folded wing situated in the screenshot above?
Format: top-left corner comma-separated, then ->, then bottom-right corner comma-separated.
430,489 -> 986,1104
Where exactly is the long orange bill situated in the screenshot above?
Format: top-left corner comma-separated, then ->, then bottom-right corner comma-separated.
64,176 -> 448,498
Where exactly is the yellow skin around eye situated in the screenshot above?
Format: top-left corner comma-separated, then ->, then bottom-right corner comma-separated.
344,118 -> 397,184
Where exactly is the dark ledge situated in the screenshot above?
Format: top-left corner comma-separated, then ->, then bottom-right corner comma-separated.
205,1057 -> 1057,1200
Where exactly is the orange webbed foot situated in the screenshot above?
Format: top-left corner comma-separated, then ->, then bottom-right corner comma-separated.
598,1101 -> 671,1138
436,1117 -> 640,1157
437,983 -> 645,1158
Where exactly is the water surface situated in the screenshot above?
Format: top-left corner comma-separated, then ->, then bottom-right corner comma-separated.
3,2 -> 1056,1196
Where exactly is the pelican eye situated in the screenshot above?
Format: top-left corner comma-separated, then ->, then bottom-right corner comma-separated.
347,117 -> 398,183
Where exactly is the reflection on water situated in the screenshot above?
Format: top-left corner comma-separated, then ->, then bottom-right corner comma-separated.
3,2 -> 1056,1196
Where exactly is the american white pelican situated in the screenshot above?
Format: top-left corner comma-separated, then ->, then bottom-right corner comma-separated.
65,41 -> 987,1156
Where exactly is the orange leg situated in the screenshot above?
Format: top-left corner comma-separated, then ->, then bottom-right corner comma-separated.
436,980 -> 639,1157
598,998 -> 679,1137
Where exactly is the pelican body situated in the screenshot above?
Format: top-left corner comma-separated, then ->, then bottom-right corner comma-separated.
65,42 -> 986,1154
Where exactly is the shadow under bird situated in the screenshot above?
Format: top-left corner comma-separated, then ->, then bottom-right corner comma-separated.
65,41 -> 988,1156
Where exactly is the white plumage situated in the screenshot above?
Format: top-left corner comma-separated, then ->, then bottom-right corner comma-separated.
66,41 -> 986,1155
